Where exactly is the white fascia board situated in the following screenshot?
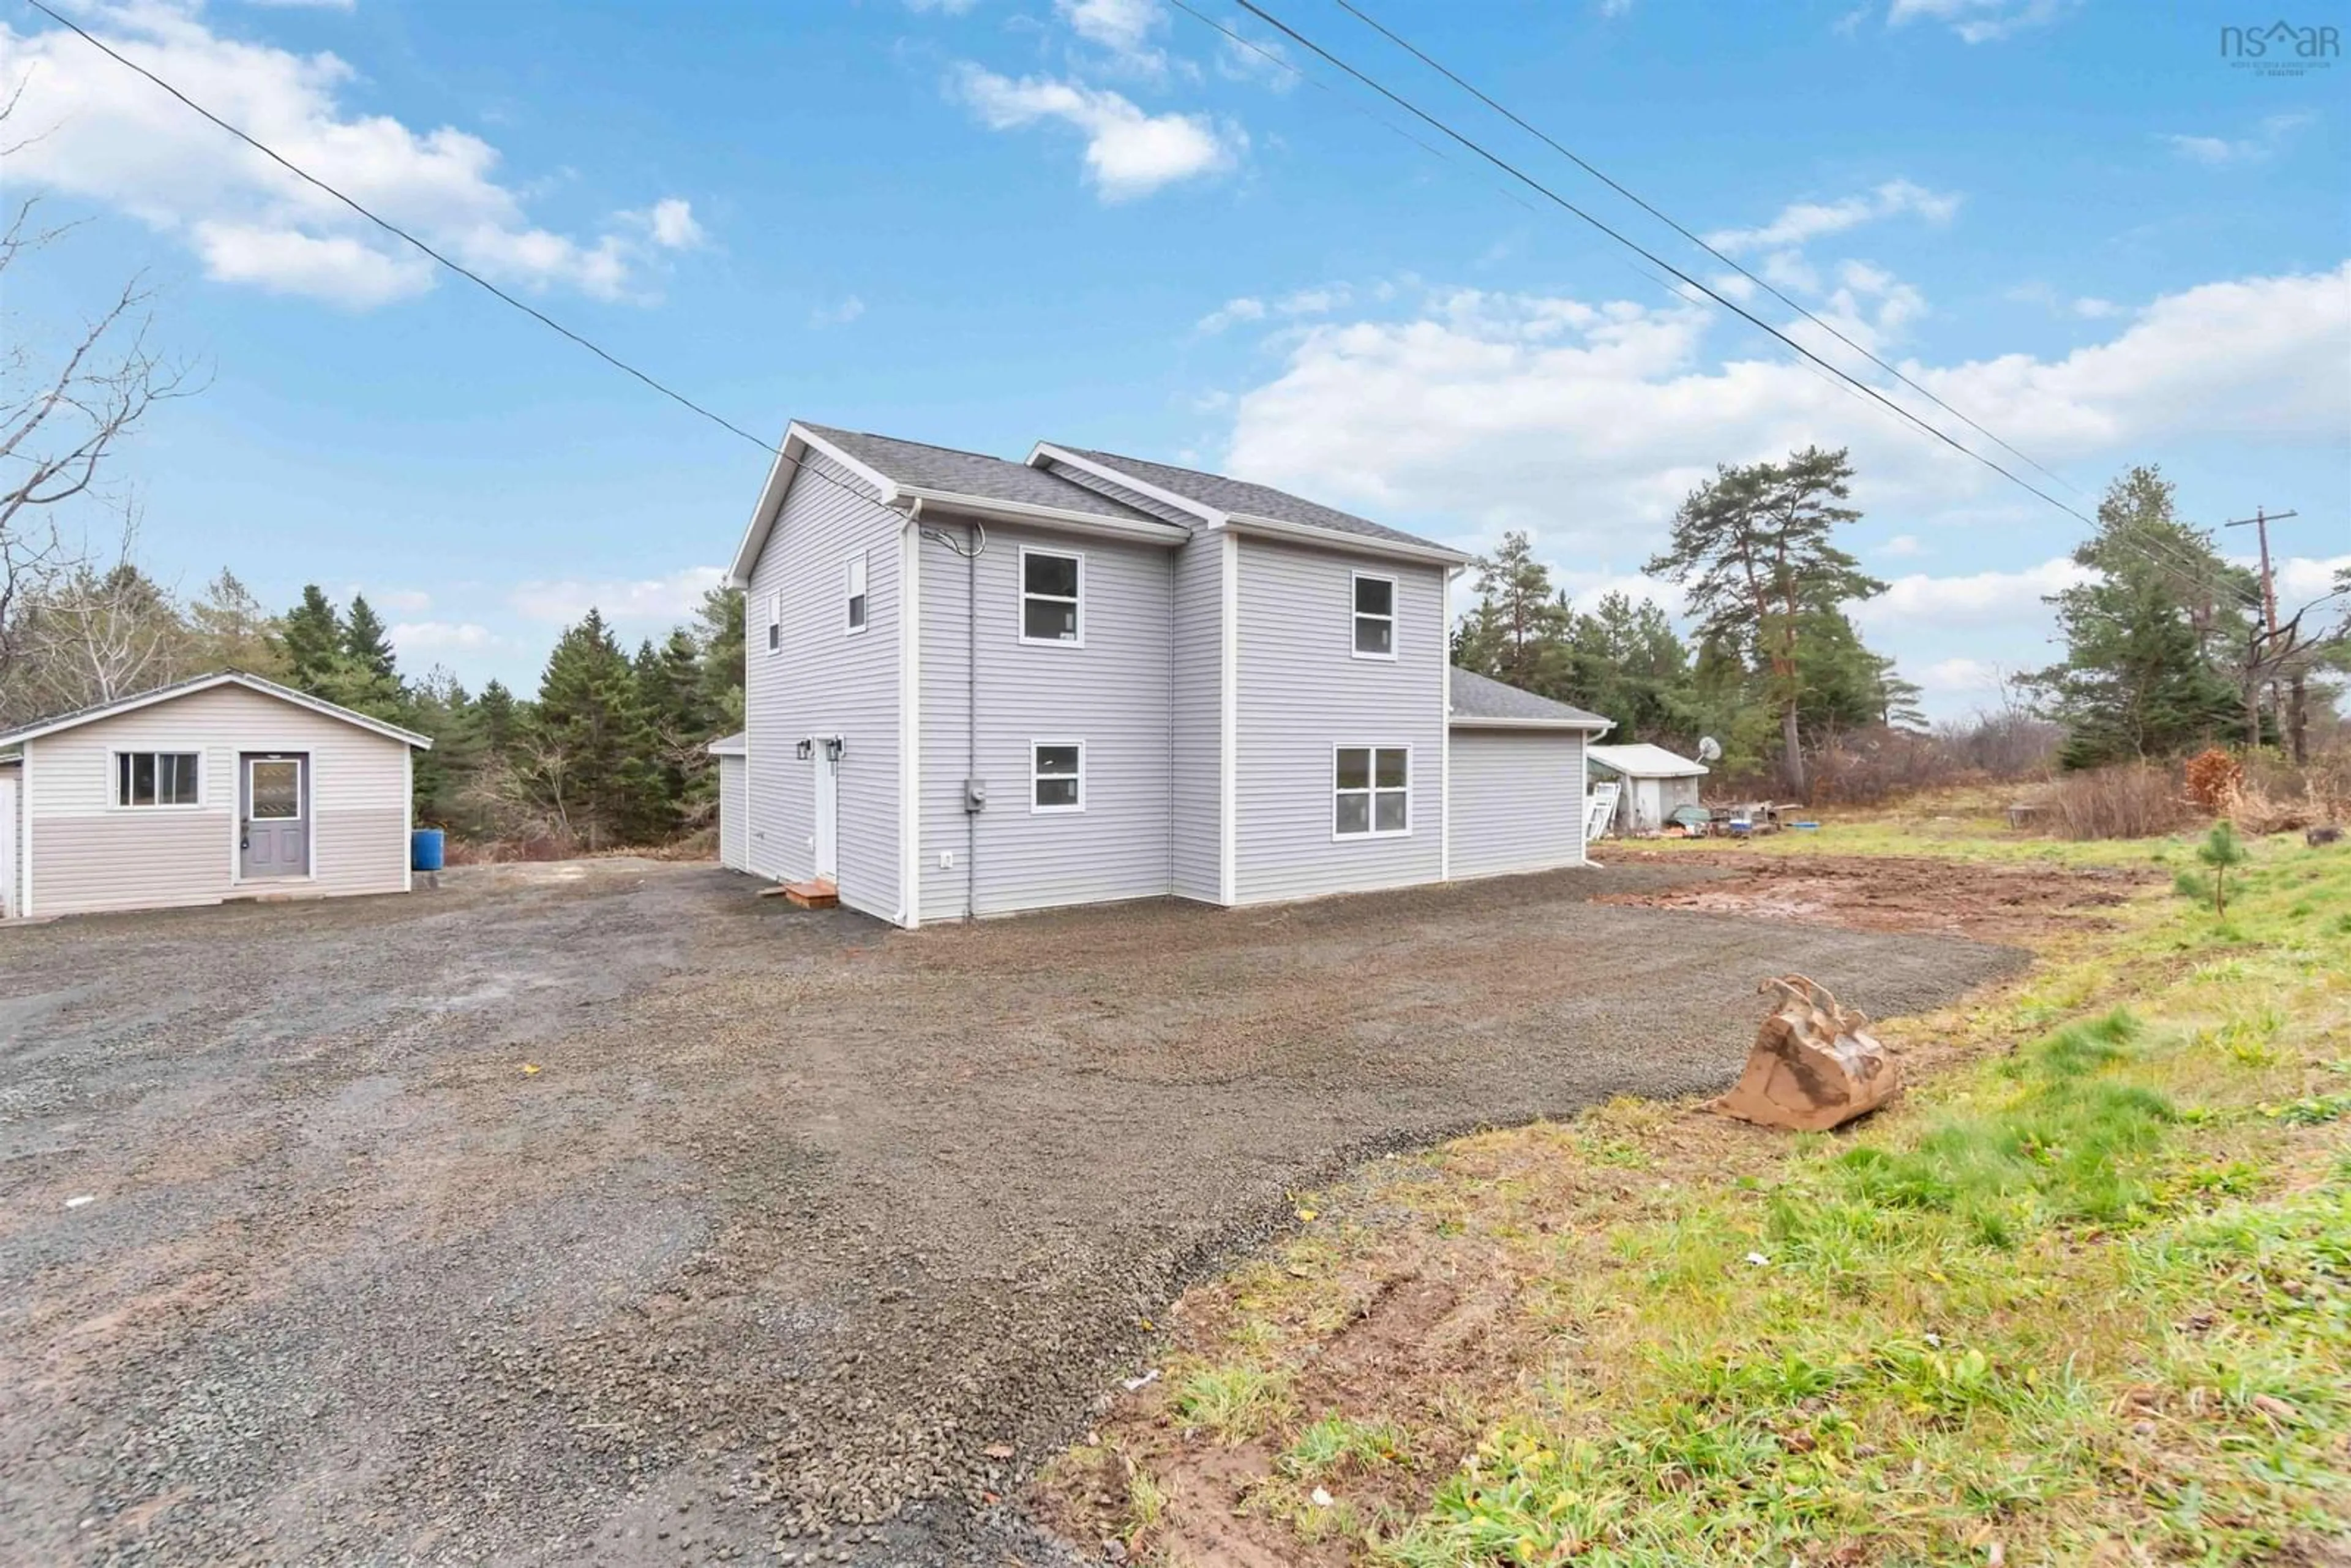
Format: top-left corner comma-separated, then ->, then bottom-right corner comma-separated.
1220,512 -> 1473,567
1024,444 -> 1228,528
0,671 -> 432,750
1448,715 -> 1616,733
894,486 -> 1190,546
725,422 -> 904,587
898,515 -> 921,929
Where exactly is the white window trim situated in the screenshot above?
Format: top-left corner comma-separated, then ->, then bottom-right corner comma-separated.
107,746 -> 206,811
245,756 -> 305,825
1030,739 -> 1086,815
767,588 -> 782,655
1350,569 -> 1398,662
1331,742 -> 1412,841
1018,546 -> 1086,648
844,550 -> 869,636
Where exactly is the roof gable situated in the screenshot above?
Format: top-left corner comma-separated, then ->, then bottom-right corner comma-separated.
1043,445 -> 1462,557
0,672 -> 433,750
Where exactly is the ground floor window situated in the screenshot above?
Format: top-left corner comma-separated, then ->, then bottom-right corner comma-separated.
116,751 -> 200,808
1032,741 -> 1084,812
1334,746 -> 1408,837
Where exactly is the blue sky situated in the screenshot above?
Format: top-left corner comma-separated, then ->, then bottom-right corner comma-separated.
4,0 -> 2345,717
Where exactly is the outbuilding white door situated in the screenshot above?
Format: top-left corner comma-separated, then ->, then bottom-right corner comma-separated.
0,773 -> 17,917
812,741 -> 839,881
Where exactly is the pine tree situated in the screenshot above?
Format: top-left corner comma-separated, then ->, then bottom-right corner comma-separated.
527,609 -> 658,850
281,585 -> 347,691
1454,532 -> 1573,696
476,680 -> 520,756
1645,447 -> 1886,797
344,594 -> 397,681
695,585 -> 746,733
187,569 -> 290,678
2022,466 -> 2249,769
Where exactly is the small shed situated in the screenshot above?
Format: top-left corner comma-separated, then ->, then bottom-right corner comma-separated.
1586,742 -> 1709,836
708,732 -> 748,872
0,671 -> 430,920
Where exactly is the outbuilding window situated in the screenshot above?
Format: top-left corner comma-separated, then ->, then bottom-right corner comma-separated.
1032,741 -> 1084,812
1020,548 -> 1083,645
1351,572 -> 1395,659
846,552 -> 869,633
1333,745 -> 1409,838
116,751 -> 200,808
767,589 -> 781,653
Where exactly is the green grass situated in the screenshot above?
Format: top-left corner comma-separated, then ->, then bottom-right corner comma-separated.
1084,825 -> 2351,1567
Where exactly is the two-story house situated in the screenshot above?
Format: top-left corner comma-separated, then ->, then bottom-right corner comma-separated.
723,421 -> 1610,926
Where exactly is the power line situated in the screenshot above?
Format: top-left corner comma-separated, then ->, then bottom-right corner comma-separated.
1225,0 -> 2095,531
17,0 -> 907,533
1324,0 -> 2088,503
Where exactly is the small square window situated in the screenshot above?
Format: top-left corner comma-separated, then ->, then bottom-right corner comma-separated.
1032,741 -> 1084,812
1021,549 -> 1082,645
1352,572 -> 1395,658
846,553 -> 869,633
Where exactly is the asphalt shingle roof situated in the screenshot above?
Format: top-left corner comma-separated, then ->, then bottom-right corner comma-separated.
1056,446 -> 1454,553
800,424 -> 1160,527
1448,667 -> 1611,729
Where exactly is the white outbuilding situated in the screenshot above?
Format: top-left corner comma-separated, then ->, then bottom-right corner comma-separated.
708,732 -> 748,872
1586,742 -> 1709,837
0,671 -> 429,920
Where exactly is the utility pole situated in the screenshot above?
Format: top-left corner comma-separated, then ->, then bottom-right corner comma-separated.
2224,507 -> 2299,759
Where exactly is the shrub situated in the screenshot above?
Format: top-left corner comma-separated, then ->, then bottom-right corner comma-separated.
2031,763 -> 2195,840
2183,748 -> 2245,814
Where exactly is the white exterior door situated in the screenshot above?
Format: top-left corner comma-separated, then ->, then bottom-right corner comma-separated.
812,741 -> 839,881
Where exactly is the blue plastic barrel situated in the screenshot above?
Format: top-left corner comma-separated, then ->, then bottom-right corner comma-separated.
410,828 -> 446,872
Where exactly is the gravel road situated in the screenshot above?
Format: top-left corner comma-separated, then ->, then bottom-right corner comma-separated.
0,858 -> 2023,1565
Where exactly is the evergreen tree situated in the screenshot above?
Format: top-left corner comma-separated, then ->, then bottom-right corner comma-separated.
281,585 -> 347,691
404,667 -> 482,827
476,679 -> 521,756
526,609 -> 658,850
187,569 -> 289,678
695,584 -> 746,733
1561,590 -> 1691,742
344,594 -> 397,681
1453,532 -> 1573,697
2022,466 -> 2250,768
1645,446 -> 1886,797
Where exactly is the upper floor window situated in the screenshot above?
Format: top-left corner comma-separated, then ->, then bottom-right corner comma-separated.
767,589 -> 781,653
846,552 -> 869,633
1333,746 -> 1409,838
1352,572 -> 1396,659
1021,548 -> 1083,646
117,751 -> 200,808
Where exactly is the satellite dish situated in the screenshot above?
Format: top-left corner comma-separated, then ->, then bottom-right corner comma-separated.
1697,736 -> 1723,763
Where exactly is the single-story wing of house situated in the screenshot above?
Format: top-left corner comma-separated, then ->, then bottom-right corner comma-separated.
0,671 -> 430,920
1585,741 -> 1709,836
708,731 -> 748,872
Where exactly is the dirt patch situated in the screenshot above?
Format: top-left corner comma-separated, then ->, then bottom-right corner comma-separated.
0,857 -> 2019,1566
1597,849 -> 2153,940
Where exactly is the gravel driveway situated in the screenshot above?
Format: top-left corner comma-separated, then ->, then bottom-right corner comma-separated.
0,858 -> 2022,1565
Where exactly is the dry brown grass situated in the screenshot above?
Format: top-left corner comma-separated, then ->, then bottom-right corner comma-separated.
2031,761 -> 2197,839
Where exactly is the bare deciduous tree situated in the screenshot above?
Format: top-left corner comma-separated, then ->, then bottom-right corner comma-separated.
1,91 -> 197,695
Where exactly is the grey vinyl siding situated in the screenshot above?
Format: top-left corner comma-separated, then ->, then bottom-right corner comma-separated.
1232,538 -> 1444,904
1168,537 -> 1222,904
1038,460 -> 1205,530
917,519 -> 1175,919
743,451 -> 902,921
717,754 -> 748,871
1448,729 -> 1586,880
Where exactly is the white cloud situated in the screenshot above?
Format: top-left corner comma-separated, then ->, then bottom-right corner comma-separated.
1,1 -> 701,308
950,66 -> 1239,199
1212,25 -> 1294,90
904,0 -> 981,12
626,197 -> 704,250
1704,179 -> 1960,255
389,620 -> 496,653
2070,296 -> 2122,320
1056,0 -> 1170,77
1597,0 -> 1636,15
1881,534 -> 1926,558
242,0 -> 357,10
1916,656 -> 2004,693
1212,262 -> 2350,561
372,588 -> 433,613
509,567 -> 725,626
810,294 -> 866,328
2273,553 -> 2351,610
1855,558 -> 2094,629
1197,296 -> 1267,333
1198,284 -> 1352,334
2164,112 -> 2314,168
1886,0 -> 2071,44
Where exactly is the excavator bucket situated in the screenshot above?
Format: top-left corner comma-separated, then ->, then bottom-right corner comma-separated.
1712,974 -> 1900,1132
